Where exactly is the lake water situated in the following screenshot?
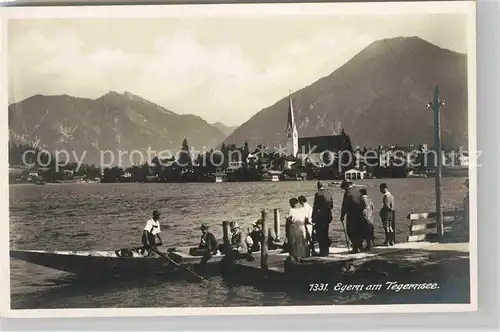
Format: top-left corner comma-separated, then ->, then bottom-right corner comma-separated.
9,178 -> 468,309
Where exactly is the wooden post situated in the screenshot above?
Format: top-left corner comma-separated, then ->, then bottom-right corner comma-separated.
222,220 -> 230,254
260,210 -> 268,271
273,208 -> 280,241
433,86 -> 444,238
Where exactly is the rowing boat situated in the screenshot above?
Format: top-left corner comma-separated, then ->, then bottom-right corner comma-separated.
10,246 -> 284,276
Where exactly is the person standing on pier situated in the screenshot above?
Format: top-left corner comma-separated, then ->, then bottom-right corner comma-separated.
379,183 -> 395,246
298,195 -> 314,254
340,180 -> 364,253
359,188 -> 375,250
312,181 -> 334,257
286,197 -> 309,260
141,210 -> 163,256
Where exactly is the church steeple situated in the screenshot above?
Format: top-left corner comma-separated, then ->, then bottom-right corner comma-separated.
286,90 -> 299,157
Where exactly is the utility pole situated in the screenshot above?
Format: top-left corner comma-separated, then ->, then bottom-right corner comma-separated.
427,86 -> 445,238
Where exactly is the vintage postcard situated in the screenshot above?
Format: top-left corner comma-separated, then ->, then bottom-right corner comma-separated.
1,1 -> 477,318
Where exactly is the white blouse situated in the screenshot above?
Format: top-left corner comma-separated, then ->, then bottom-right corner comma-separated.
287,207 -> 308,225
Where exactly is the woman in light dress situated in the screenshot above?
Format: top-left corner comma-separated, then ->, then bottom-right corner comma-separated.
298,195 -> 314,255
285,197 -> 309,261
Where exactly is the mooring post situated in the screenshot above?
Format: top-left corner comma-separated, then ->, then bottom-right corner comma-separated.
222,220 -> 230,254
432,86 -> 444,238
261,209 -> 269,272
273,208 -> 280,241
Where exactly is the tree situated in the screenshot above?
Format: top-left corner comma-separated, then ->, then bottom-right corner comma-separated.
210,149 -> 222,170
101,167 -> 125,183
194,153 -> 205,168
341,128 -> 354,152
141,163 -> 150,182
339,129 -> 354,172
242,141 -> 250,161
271,154 -> 285,171
220,143 -> 228,168
181,138 -> 189,151
177,138 -> 192,166
220,143 -> 227,157
151,156 -> 163,176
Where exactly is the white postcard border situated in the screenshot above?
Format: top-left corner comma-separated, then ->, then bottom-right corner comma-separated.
0,0 -> 478,318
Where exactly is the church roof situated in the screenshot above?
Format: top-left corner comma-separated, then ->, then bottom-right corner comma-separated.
286,91 -> 296,138
298,135 -> 345,153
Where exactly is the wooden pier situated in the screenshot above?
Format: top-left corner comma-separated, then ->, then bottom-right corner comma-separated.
10,206 -> 469,295
219,208 -> 469,288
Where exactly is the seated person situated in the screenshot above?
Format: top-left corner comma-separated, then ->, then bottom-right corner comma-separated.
230,222 -> 248,254
197,223 -> 219,266
248,220 -> 264,252
199,223 -> 218,254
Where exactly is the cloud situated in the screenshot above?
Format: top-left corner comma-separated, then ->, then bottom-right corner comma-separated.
87,48 -> 138,70
8,16 -> 467,126
9,28 -> 304,125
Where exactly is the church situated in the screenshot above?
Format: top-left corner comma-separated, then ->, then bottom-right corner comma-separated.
285,91 -> 354,169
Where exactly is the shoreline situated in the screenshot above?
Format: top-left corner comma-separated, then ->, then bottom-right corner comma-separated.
9,174 -> 468,186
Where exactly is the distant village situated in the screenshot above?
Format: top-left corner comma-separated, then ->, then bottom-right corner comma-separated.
9,94 -> 469,185
7,141 -> 470,185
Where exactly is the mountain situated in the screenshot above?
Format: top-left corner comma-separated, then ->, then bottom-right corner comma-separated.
224,37 -> 468,151
211,122 -> 238,137
8,91 -> 226,166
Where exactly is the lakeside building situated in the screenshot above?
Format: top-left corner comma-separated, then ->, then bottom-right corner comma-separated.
226,161 -> 244,173
285,91 -> 354,172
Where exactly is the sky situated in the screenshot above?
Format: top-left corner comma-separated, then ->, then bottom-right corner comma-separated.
8,14 -> 468,126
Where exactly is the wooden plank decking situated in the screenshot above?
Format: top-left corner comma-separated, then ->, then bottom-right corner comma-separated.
232,241 -> 439,277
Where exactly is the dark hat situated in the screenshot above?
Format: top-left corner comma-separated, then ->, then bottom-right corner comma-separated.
152,210 -> 161,217
253,219 -> 263,227
340,180 -> 353,189
200,223 -> 209,231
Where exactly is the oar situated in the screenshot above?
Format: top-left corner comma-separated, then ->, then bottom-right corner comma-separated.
339,219 -> 351,252
150,247 -> 205,282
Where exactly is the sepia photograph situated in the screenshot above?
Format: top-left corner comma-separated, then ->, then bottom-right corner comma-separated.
2,1 -> 477,317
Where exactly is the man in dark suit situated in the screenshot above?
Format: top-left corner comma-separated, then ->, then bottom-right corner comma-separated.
198,223 -> 218,263
340,180 -> 364,253
312,181 -> 334,257
199,224 -> 218,254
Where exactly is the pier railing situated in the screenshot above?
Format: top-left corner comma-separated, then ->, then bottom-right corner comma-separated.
407,210 -> 465,242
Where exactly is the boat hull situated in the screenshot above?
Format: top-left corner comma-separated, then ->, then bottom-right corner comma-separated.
10,249 -> 172,275
10,247 -> 283,276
